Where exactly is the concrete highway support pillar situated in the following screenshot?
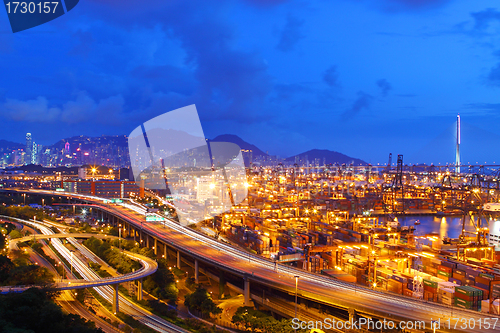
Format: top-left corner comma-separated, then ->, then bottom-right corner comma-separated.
244,276 -> 251,307
146,235 -> 150,248
163,244 -> 168,260
112,284 -> 119,314
219,271 -> 226,299
154,238 -> 158,256
137,279 -> 143,301
348,308 -> 357,322
195,259 -> 199,284
177,251 -> 181,269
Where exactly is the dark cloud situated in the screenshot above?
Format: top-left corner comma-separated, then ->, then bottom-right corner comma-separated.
78,0 -> 274,125
376,79 -> 392,97
130,65 -> 196,96
68,30 -> 95,58
374,0 -> 451,12
487,63 -> 500,86
277,14 -> 305,52
273,83 -> 313,100
389,0 -> 448,6
341,92 -> 373,120
471,8 -> 500,31
244,0 -> 289,6
323,66 -> 339,87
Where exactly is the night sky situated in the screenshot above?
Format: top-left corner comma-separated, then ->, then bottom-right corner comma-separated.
1,0 -> 500,165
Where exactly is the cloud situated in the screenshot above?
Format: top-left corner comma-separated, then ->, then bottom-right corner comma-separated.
464,103 -> 500,116
0,92 -> 125,125
77,0 -> 275,125
487,63 -> 500,86
471,8 -> 500,31
376,79 -> 392,96
1,97 -> 61,123
388,0 -> 448,7
369,0 -> 451,12
341,91 -> 373,120
131,65 -> 196,96
277,14 -> 305,52
244,0 -> 289,6
323,66 -> 339,87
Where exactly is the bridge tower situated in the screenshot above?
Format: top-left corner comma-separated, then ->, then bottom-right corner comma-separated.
392,154 -> 404,213
456,114 -> 461,173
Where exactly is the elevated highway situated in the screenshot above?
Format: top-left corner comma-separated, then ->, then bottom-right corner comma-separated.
2,188 -> 498,332
1,216 -> 190,333
3,232 -> 157,291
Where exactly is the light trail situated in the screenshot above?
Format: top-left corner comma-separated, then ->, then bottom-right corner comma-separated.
5,216 -> 190,333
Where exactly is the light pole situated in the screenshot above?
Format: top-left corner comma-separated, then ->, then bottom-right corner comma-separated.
294,276 -> 299,319
119,224 -> 122,251
431,320 -> 438,333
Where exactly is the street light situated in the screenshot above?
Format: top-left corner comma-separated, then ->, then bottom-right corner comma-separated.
294,276 -> 299,319
431,320 -> 438,333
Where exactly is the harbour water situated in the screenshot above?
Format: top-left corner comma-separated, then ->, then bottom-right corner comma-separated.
397,215 -> 477,239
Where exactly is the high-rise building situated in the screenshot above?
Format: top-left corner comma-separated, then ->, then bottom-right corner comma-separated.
31,141 -> 38,164
25,133 -> 32,165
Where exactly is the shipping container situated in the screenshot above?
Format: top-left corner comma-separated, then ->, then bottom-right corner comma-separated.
423,279 -> 438,289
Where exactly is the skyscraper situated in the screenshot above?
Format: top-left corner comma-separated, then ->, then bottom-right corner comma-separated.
26,133 -> 32,165
31,141 -> 38,164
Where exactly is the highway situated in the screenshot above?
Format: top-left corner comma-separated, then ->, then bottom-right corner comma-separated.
4,229 -> 158,291
56,290 -> 123,333
7,189 -> 500,332
2,216 -> 191,333
109,199 -> 497,333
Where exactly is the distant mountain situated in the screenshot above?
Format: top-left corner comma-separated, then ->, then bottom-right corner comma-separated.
211,135 -> 367,166
0,139 -> 24,153
49,135 -> 128,150
211,134 -> 268,157
286,149 -> 367,166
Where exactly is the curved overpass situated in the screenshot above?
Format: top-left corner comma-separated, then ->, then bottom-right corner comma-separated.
3,232 -> 157,292
3,188 -> 497,333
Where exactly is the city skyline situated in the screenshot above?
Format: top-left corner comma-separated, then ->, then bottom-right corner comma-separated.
0,1 -> 500,165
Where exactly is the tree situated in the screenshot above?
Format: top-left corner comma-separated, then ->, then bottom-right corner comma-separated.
7,265 -> 54,286
184,286 -> 222,317
8,229 -> 22,239
231,307 -> 304,333
0,231 -> 5,249
0,288 -> 103,333
0,255 -> 14,283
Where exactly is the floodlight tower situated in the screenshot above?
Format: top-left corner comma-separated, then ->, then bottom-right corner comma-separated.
456,114 -> 461,173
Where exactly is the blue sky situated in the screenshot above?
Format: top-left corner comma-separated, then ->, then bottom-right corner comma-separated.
1,0 -> 500,165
